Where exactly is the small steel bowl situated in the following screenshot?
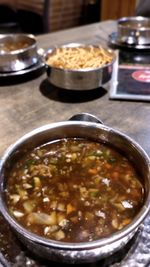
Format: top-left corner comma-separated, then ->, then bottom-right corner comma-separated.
0,113 -> 150,264
118,16 -> 150,45
44,43 -> 116,90
0,34 -> 39,72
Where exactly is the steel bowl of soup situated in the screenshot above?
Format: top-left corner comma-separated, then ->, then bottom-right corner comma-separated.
0,34 -> 39,72
44,43 -> 116,90
0,113 -> 150,264
117,16 -> 150,45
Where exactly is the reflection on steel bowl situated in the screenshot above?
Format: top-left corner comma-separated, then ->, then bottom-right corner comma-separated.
0,113 -> 150,264
0,34 -> 39,72
44,43 -> 116,90
118,16 -> 150,45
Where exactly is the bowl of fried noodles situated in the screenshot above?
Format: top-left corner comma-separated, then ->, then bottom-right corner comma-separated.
44,43 -> 116,90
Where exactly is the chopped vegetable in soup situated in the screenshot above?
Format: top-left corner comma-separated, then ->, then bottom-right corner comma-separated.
5,138 -> 144,243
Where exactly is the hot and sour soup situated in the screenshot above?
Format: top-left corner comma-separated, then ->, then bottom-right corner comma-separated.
5,138 -> 144,243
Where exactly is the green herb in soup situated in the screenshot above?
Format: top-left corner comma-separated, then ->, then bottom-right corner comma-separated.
5,138 -> 144,243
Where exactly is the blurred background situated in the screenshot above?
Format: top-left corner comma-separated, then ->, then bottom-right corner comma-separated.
0,0 -> 141,34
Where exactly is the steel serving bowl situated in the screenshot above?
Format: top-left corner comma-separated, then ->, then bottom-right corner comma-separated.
44,43 -> 116,90
0,113 -> 150,264
0,34 -> 39,72
118,16 -> 150,45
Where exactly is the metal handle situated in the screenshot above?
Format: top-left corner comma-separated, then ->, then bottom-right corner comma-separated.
69,113 -> 103,124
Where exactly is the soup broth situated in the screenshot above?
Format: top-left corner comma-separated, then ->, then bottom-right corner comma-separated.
0,41 -> 29,54
5,138 -> 144,243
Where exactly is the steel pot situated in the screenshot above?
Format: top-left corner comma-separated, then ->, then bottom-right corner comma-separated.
0,34 -> 39,72
117,16 -> 150,45
0,113 -> 150,264
44,43 -> 116,90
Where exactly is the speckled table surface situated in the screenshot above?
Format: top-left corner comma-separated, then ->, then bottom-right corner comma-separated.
0,20 -> 150,266
0,212 -> 150,267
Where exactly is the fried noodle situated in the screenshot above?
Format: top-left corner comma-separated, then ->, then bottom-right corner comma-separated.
46,46 -> 113,70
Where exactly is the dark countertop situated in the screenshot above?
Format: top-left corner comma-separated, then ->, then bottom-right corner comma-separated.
0,20 -> 150,158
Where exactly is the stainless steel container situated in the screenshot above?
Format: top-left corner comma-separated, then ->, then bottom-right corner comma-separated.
0,113 -> 150,264
118,16 -> 150,45
44,43 -> 116,90
0,34 -> 39,72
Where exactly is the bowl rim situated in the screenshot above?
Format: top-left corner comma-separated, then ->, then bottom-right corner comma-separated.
44,42 -> 116,72
0,120 -> 150,250
0,33 -> 37,55
118,16 -> 150,30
